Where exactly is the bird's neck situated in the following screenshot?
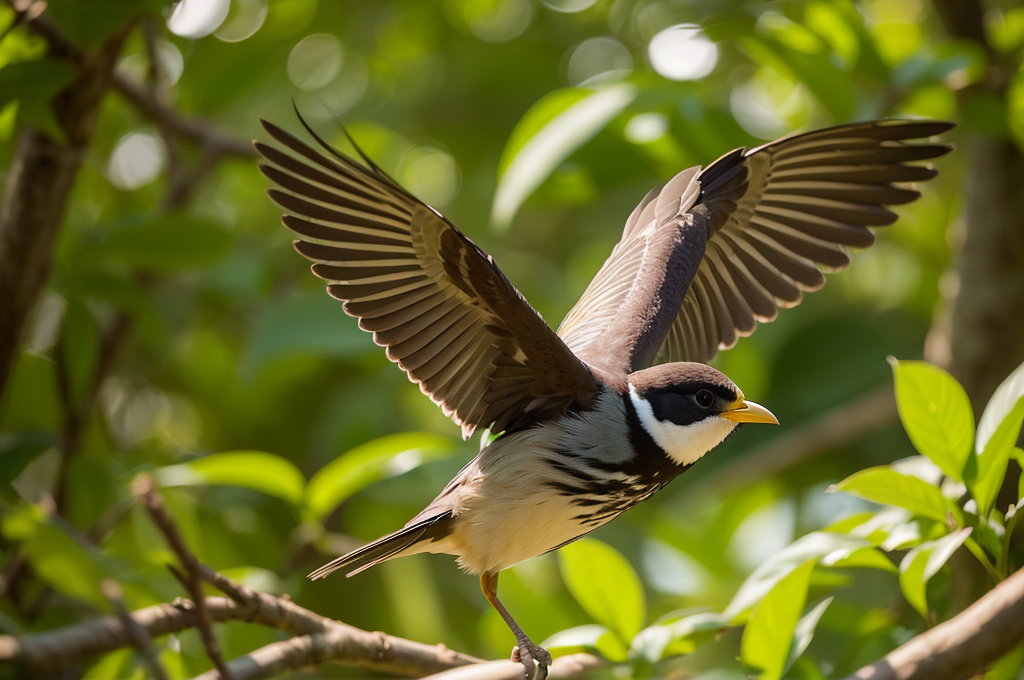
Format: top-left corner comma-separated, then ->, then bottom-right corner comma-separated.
627,385 -> 736,466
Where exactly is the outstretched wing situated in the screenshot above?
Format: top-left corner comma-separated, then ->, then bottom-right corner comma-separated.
557,119 -> 954,375
257,119 -> 597,438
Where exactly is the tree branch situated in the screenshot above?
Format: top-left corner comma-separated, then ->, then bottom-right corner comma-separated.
134,475 -> 233,679
844,565 -> 1024,680
0,594 -> 482,676
101,579 -> 170,680
420,654 -> 604,680
0,7 -> 130,401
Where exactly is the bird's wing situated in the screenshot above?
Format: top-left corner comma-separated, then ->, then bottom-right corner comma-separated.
257,119 -> 597,439
558,119 -> 953,374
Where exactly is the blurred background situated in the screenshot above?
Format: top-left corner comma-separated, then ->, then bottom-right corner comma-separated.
1,0 -> 1022,678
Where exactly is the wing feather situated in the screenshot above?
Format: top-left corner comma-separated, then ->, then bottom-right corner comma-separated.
258,118 -> 597,437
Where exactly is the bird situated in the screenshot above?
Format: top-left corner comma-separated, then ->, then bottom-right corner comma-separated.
255,115 -> 952,678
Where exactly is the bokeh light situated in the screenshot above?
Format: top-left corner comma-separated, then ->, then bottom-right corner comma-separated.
566,36 -> 632,85
215,0 -> 269,42
402,147 -> 461,208
288,34 -> 344,91
167,0 -> 230,39
647,24 -> 719,81
106,131 -> 165,191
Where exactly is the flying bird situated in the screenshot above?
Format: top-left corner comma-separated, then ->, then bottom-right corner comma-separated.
256,117 -> 952,678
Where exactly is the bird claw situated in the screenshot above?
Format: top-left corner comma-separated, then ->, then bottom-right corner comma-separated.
511,642 -> 551,680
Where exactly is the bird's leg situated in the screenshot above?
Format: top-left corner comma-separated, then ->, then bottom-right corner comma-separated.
480,571 -> 552,680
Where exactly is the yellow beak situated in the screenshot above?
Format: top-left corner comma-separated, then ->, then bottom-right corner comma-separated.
720,399 -> 779,425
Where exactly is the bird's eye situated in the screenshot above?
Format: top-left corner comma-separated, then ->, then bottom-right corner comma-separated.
695,389 -> 715,409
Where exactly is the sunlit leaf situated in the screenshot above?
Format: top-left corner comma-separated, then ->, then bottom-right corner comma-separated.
1,506 -> 108,608
630,611 -> 729,662
890,359 -> 974,481
155,451 -> 306,506
966,360 -> 1024,516
559,538 -> 645,642
491,83 -> 635,229
542,624 -> 627,662
898,527 -> 971,620
740,559 -> 815,680
304,432 -> 457,524
821,546 -> 897,573
724,532 -> 867,621
833,467 -> 960,524
785,597 -> 834,676
101,216 -> 232,272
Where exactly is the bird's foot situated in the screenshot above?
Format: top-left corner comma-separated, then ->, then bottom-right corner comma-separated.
511,641 -> 552,680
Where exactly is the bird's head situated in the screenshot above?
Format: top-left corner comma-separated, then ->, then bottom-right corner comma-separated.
626,363 -> 778,466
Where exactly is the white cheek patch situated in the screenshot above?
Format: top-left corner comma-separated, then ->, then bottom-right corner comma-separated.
629,385 -> 737,466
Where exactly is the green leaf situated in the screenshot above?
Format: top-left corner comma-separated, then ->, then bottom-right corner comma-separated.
559,538 -> 645,642
785,597 -> 834,676
724,532 -> 868,621
2,506 -> 107,608
304,432 -> 457,524
101,216 -> 232,272
833,466 -> 960,524
542,624 -> 627,662
966,360 -> 1024,516
0,58 -> 75,142
898,527 -> 971,620
740,560 -> 815,680
154,451 -> 306,506
491,83 -> 635,229
890,359 -> 974,481
630,611 -> 729,662
821,546 -> 897,572
0,431 -> 55,501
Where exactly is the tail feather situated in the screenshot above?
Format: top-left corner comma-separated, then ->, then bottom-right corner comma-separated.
307,511 -> 452,580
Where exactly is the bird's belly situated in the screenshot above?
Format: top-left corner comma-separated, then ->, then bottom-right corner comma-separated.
441,481 -> 610,575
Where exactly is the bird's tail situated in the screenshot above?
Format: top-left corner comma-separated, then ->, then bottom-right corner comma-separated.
307,511 -> 453,580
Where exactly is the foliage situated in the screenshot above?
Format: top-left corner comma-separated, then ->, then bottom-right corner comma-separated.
1,1 -> 1022,679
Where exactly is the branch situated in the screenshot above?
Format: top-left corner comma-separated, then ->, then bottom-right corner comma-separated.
0,594 -> 482,676
0,6 -> 130,401
20,11 -> 255,160
420,654 -> 604,680
843,565 -> 1024,680
134,475 -> 232,679
101,579 -> 170,680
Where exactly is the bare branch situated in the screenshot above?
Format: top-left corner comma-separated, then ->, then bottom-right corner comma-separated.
0,595 -> 482,676
17,10 -> 256,160
101,579 -> 170,680
133,475 -> 233,680
421,654 -> 604,680
843,566 -> 1024,680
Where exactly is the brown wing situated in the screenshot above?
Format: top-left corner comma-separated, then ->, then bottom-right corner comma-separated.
257,119 -> 597,438
558,119 -> 953,374
556,167 -> 707,376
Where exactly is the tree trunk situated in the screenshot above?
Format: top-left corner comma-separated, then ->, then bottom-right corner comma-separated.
0,26 -> 129,399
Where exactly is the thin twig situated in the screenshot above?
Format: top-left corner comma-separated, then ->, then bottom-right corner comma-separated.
133,475 -> 233,680
13,7 -> 256,160
101,579 -> 170,680
421,654 -> 604,680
